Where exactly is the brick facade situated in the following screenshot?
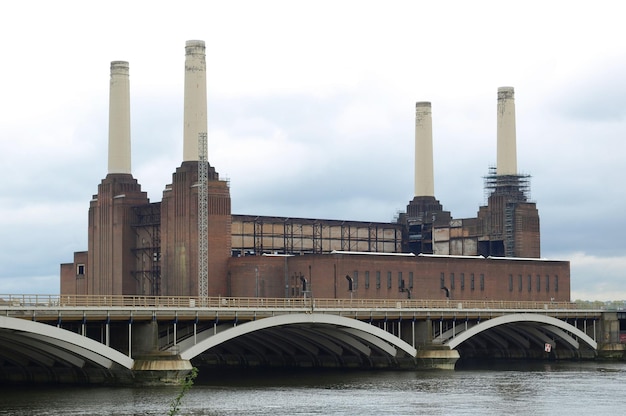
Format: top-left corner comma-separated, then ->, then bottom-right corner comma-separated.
86,174 -> 149,295
60,251 -> 88,295
160,161 -> 231,297
226,253 -> 569,302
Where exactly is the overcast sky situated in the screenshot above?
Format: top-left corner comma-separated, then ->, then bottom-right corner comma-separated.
1,1 -> 625,300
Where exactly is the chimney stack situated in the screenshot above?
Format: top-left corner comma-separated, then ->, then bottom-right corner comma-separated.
182,40 -> 207,162
108,61 -> 131,174
414,102 -> 435,197
496,86 -> 517,175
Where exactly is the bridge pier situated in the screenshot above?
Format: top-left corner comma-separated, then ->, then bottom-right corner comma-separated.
130,321 -> 193,385
597,312 -> 626,360
369,316 -> 459,370
415,345 -> 460,370
132,352 -> 193,385
398,316 -> 459,370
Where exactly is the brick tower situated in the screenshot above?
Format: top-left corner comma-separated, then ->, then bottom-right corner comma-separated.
402,101 -> 451,254
477,87 -> 540,258
87,61 -> 149,295
160,41 -> 231,297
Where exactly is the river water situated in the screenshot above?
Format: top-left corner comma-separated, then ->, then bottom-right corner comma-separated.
1,361 -> 625,415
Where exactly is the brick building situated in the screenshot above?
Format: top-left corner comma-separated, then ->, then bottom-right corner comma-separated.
61,41 -> 568,303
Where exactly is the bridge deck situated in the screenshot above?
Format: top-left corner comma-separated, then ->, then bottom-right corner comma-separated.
1,295 -> 604,322
0,295 -> 611,385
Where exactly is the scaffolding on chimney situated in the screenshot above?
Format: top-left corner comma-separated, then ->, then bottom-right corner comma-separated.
483,166 -> 531,203
504,202 -> 515,256
198,132 -> 208,301
483,166 -> 533,257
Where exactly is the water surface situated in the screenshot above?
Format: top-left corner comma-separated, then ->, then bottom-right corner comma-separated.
1,361 -> 624,415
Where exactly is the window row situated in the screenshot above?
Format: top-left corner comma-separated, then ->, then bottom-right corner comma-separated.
349,271 -> 414,291
346,271 -> 559,294
440,272 -> 484,291
508,274 -> 559,292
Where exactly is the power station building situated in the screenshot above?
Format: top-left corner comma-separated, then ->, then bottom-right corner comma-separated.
61,40 -> 569,302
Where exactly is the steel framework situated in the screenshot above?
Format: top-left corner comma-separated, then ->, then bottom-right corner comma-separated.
198,133 -> 208,300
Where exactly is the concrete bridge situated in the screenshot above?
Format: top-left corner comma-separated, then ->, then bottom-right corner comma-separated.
1,294 -> 622,385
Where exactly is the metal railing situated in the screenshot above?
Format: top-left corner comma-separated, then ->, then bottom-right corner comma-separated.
0,294 -> 607,311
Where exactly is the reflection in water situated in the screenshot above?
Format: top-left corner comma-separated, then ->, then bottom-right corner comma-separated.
1,361 -> 625,415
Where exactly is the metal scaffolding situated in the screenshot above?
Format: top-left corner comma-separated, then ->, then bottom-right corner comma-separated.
483,166 -> 533,257
483,166 -> 531,202
231,215 -> 403,256
131,203 -> 161,295
198,132 -> 208,300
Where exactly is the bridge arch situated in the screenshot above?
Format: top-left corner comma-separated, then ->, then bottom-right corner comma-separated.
0,316 -> 134,383
444,313 -> 597,356
180,313 -> 417,368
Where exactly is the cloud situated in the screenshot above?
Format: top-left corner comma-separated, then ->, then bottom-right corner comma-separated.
2,0 -> 626,301
0,275 -> 59,296
567,252 -> 626,301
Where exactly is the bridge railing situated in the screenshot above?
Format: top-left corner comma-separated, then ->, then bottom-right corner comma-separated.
0,294 -> 606,311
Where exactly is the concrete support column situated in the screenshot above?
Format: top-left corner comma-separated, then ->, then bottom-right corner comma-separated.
130,321 -> 193,385
496,86 -> 517,175
183,40 -> 207,162
414,102 -> 435,197
415,346 -> 460,370
108,61 -> 131,174
132,321 -> 159,355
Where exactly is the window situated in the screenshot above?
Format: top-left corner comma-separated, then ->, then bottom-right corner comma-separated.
409,272 -> 414,289
509,274 -> 513,291
440,273 -> 445,289
546,274 -> 550,292
528,274 -> 532,292
376,271 -> 381,289
354,271 -> 359,290
398,272 -> 403,289
450,273 -> 455,290
365,271 -> 370,289
77,264 -> 85,276
470,273 -> 475,290
518,274 -> 523,292
555,275 -> 559,292
536,274 -> 541,292
480,274 -> 485,290
460,273 -> 465,290
387,271 -> 392,289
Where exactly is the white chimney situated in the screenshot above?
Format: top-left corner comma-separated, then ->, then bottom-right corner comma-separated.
108,61 -> 131,174
182,40 -> 207,162
414,102 -> 435,197
496,86 -> 517,175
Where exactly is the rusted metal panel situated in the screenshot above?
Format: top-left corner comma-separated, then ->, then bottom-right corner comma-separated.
435,241 -> 449,255
450,227 -> 464,238
434,228 -> 449,241
450,239 -> 463,255
463,238 -> 478,255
